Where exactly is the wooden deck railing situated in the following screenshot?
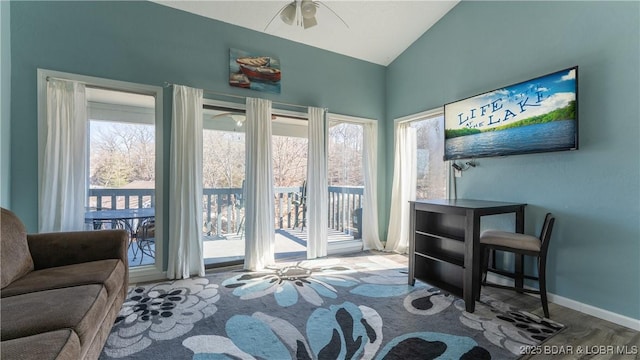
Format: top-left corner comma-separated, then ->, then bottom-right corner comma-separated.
88,185 -> 363,238
88,188 -> 155,210
328,186 -> 363,234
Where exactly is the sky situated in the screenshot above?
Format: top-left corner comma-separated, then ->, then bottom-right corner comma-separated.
445,67 -> 577,131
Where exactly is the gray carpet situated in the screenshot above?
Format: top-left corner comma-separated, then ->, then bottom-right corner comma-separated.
100,252 -> 563,359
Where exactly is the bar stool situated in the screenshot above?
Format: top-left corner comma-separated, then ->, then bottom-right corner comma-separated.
480,213 -> 555,318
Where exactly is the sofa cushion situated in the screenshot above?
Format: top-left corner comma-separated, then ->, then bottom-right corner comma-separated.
1,259 -> 125,299
1,284 -> 108,350
0,329 -> 81,360
1,208 -> 34,289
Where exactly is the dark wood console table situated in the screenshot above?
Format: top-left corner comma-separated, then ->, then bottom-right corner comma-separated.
408,199 -> 526,312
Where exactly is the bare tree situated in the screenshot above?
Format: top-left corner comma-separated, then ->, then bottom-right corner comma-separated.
203,130 -> 245,189
89,121 -> 155,187
90,119 -> 370,196
130,125 -> 155,181
272,135 -> 307,187
91,152 -> 132,187
328,123 -> 363,186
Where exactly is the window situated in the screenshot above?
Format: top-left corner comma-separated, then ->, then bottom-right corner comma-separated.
411,114 -> 447,199
387,108 -> 446,253
37,69 -> 164,282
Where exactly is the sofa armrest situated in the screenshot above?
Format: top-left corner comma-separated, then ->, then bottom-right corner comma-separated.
27,230 -> 129,271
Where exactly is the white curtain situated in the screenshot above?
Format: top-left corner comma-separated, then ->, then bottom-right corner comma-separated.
167,85 -> 204,279
244,97 -> 275,270
307,107 -> 328,259
362,122 -> 384,250
39,79 -> 87,232
385,122 -> 417,253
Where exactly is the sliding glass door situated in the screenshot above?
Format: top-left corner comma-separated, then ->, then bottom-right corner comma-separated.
201,106 -> 309,267
86,88 -> 158,270
200,102 -> 378,265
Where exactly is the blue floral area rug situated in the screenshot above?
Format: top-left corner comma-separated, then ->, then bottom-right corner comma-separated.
100,252 -> 563,359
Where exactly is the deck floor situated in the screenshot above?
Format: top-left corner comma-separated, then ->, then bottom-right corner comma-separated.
127,227 -> 357,268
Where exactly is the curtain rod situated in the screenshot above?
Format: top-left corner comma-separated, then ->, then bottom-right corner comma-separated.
45,75 -> 113,94
46,75 -> 99,86
163,81 -> 321,112
46,76 -> 322,112
45,76 -> 155,97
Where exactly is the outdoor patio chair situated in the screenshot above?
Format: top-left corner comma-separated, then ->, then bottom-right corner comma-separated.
135,218 -> 155,264
291,180 -> 307,231
236,180 -> 245,236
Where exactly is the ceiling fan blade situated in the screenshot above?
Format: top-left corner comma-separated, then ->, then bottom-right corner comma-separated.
265,0 -> 347,30
303,16 -> 317,29
264,2 -> 292,31
280,2 -> 297,25
300,0 -> 317,19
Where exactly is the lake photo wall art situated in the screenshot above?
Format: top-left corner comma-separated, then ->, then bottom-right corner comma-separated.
444,67 -> 578,160
229,48 -> 281,94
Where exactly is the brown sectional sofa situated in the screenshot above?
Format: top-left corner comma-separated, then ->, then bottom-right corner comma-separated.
1,208 -> 128,360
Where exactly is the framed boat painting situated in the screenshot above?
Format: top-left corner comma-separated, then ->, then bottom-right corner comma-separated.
229,48 -> 281,94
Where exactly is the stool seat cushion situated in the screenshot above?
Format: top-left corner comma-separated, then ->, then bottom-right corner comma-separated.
480,230 -> 541,252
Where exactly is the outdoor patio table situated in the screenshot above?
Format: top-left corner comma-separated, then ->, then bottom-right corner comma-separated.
84,207 -> 155,260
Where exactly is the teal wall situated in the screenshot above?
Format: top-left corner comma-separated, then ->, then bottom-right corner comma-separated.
387,1 -> 640,320
9,1 -> 386,239
1,1 -> 10,208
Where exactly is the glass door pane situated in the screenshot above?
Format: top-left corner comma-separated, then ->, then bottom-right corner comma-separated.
272,114 -> 308,259
202,108 -> 246,267
328,122 -> 364,241
86,88 -> 156,269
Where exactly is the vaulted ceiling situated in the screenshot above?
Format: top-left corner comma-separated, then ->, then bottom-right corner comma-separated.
152,1 -> 459,66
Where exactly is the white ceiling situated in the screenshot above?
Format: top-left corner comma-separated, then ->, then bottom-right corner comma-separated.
152,0 -> 459,66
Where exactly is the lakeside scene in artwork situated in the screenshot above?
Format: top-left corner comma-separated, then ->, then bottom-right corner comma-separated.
446,118 -> 576,159
444,67 -> 577,159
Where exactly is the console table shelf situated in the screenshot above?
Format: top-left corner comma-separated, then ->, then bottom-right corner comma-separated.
414,247 -> 464,268
412,257 -> 464,297
408,199 -> 526,313
415,230 -> 465,243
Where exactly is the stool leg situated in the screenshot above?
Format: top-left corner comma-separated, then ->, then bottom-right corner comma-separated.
477,247 -> 490,301
490,248 -> 496,270
481,247 -> 490,284
515,253 -> 524,293
539,256 -> 550,318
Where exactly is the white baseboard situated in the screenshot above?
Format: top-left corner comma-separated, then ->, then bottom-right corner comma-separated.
548,293 -> 640,332
486,274 -> 640,331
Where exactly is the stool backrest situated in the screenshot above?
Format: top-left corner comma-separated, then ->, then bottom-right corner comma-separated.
539,213 -> 555,255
